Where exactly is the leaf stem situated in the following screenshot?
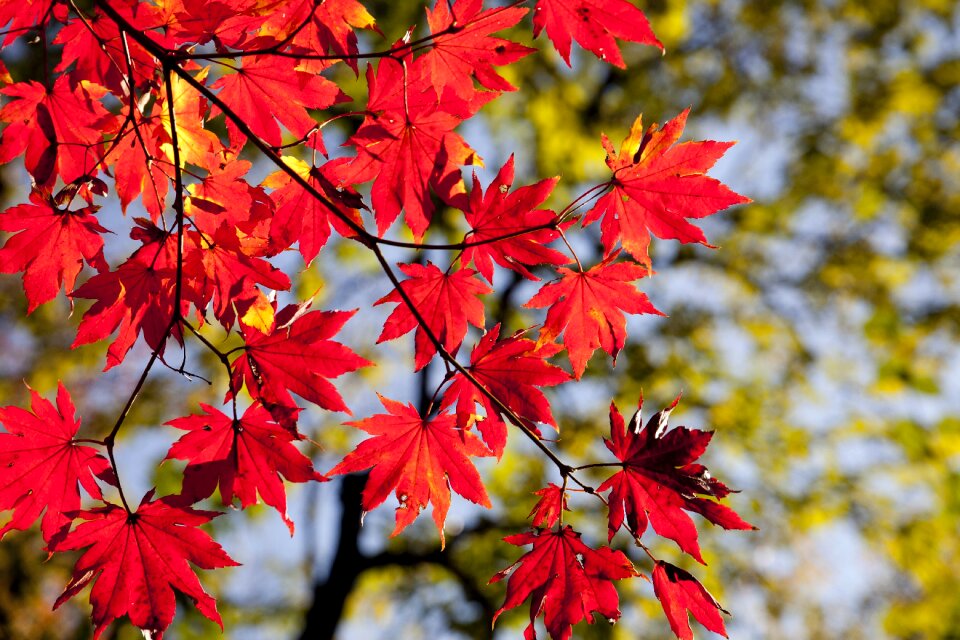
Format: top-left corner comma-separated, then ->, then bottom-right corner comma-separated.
557,228 -> 584,272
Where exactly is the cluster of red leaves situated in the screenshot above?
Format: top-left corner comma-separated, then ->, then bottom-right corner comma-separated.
0,0 -> 751,639
491,397 -> 754,639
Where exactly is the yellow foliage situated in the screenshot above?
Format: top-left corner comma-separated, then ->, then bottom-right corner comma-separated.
889,70 -> 940,117
656,0 -> 691,48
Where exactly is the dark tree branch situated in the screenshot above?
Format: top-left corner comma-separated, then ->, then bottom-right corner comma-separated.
298,473 -> 367,640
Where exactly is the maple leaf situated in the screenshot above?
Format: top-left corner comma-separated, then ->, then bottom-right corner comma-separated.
598,397 -> 754,562
652,561 -> 729,640
165,403 -> 324,534
230,303 -> 371,423
53,2 -> 162,94
532,0 -> 663,68
264,156 -> 364,264
328,396 -> 491,548
0,188 -> 109,312
439,324 -> 569,456
524,251 -> 663,378
0,382 -> 114,543
109,105 -> 170,220
158,66 -> 221,171
212,56 -> 347,147
0,0 -> 56,46
185,223 -> 291,330
583,109 -> 750,267
490,526 -> 638,640
158,0 -> 249,48
71,219 -> 186,370
461,156 -> 568,283
184,158 -> 272,241
528,484 -> 569,529
253,0 -> 380,63
309,0 -> 381,58
336,56 -> 489,239
376,261 -> 491,371
0,75 -> 113,187
422,0 -> 535,96
51,494 -> 238,640
181,160 -> 289,321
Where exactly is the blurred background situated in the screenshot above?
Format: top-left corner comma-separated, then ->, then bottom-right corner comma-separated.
0,0 -> 958,638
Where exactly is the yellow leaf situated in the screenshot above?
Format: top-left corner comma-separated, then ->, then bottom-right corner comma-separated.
239,292 -> 275,334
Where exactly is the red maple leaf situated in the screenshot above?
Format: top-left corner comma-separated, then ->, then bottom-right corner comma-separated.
53,1 -> 161,94
180,161 -> 292,329
532,0 -> 663,68
598,397 -> 754,562
264,156 -> 364,264
422,0 -> 535,96
71,219 -> 187,370
652,561 -> 729,640
528,483 -> 569,529
51,494 -> 238,640
212,55 -> 347,147
490,526 -> 638,640
524,251 -> 663,379
185,223 -> 291,330
0,188 -> 109,312
0,0 -> 56,46
0,382 -> 114,543
230,303 -> 371,423
108,104 -> 170,220
165,403 -> 324,534
328,396 -> 491,547
439,324 -> 569,456
376,261 -> 491,371
336,56 -> 489,239
248,0 -> 380,64
159,0 -> 249,48
308,0 -> 381,58
583,109 -> 750,267
460,156 -> 568,283
0,75 -> 114,187
184,158 -> 271,239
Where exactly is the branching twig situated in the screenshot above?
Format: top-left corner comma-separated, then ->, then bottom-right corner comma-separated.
91,0 -> 610,518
